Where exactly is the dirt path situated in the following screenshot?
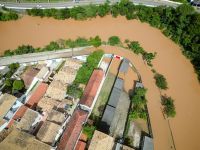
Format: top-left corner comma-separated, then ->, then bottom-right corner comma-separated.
0,15 -> 200,150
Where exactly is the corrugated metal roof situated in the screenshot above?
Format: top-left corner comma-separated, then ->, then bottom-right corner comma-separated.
114,78 -> 124,90
119,59 -> 129,73
108,88 -> 121,108
101,105 -> 115,126
135,82 -> 144,88
142,136 -> 154,150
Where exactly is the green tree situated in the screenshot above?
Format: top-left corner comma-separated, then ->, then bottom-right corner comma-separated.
70,6 -> 87,20
89,36 -> 102,48
143,52 -> 156,66
75,50 -> 104,84
8,63 -> 19,72
98,3 -> 110,17
128,41 -> 144,55
111,4 -> 119,17
4,50 -> 14,56
5,78 -> 13,87
67,83 -> 83,99
161,96 -> 176,117
84,5 -> 98,18
15,45 -> 35,55
108,36 -> 121,46
12,80 -> 24,91
44,41 -> 60,51
75,37 -> 89,47
154,73 -> 168,90
132,87 -> 147,107
54,8 -> 70,20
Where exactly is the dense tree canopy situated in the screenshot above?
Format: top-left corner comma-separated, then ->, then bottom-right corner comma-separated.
0,7 -> 18,21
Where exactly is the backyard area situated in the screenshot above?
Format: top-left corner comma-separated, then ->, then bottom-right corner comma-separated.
91,57 -> 121,124
91,72 -> 115,120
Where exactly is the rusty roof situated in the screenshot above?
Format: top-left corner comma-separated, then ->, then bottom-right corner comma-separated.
79,69 -> 104,107
57,109 -> 88,150
26,82 -> 48,108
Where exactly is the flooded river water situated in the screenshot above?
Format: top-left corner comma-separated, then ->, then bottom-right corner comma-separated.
0,15 -> 200,150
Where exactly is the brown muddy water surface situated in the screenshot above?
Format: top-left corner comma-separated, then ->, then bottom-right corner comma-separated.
0,15 -> 200,150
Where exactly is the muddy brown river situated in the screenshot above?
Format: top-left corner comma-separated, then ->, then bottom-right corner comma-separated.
0,15 -> 200,150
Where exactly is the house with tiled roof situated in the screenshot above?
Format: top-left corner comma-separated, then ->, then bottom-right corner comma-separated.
57,109 -> 88,150
75,140 -> 87,150
21,66 -> 39,89
0,129 -> 51,150
25,82 -> 48,109
88,130 -> 114,150
12,105 -> 28,121
36,121 -> 61,145
79,69 -> 104,112
16,108 -> 42,134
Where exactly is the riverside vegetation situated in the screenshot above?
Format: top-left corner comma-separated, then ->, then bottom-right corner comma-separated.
25,1 -> 200,81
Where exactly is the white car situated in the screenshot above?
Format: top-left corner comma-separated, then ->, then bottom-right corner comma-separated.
36,5 -> 42,8
0,4 -> 5,7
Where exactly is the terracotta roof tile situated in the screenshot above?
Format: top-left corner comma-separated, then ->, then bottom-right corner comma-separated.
26,82 -> 48,109
79,69 -> 104,107
6,119 -> 15,128
79,133 -> 88,142
75,140 -> 86,150
57,109 -> 88,150
13,105 -> 28,120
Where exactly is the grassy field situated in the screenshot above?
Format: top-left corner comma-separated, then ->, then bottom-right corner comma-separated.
92,72 -> 116,118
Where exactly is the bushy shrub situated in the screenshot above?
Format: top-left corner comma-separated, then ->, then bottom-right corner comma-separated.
0,10 -> 18,21
89,36 -> 102,48
161,95 -> 176,117
154,73 -> 168,90
67,83 -> 83,99
128,41 -> 144,55
75,50 -> 104,84
44,41 -> 60,51
83,124 -> 96,140
143,52 -> 156,66
15,45 -> 35,55
129,87 -> 148,120
108,36 -> 121,46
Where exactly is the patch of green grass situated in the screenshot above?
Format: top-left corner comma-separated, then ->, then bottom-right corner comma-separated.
82,124 -> 96,140
92,72 -> 116,117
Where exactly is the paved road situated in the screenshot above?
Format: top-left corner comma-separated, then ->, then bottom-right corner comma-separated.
0,46 -> 91,66
0,0 -> 181,10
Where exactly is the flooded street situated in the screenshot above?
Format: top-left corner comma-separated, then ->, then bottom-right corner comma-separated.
0,15 -> 200,150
